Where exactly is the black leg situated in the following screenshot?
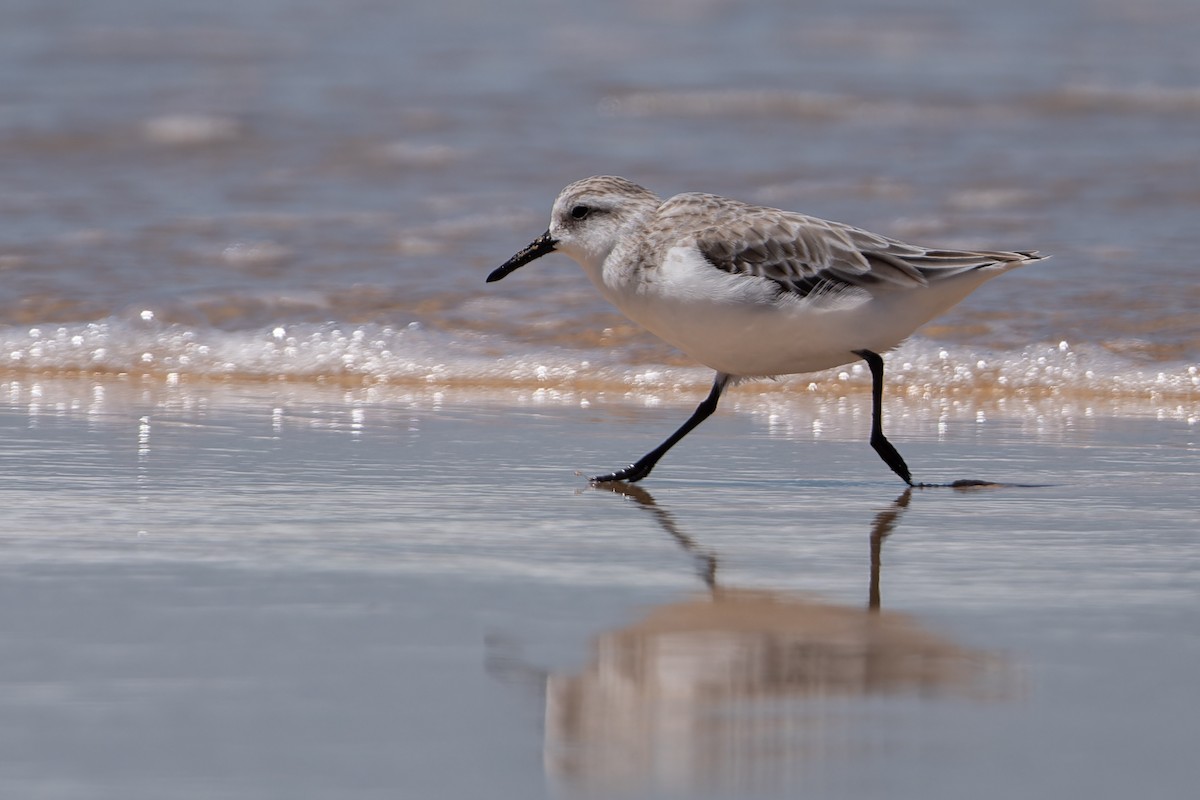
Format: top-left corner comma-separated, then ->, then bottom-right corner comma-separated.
853,350 -> 914,486
590,373 -> 730,484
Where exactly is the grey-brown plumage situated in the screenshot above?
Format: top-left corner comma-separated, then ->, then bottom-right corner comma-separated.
646,191 -> 1039,300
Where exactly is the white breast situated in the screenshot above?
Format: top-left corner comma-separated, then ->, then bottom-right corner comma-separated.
595,244 -> 1013,378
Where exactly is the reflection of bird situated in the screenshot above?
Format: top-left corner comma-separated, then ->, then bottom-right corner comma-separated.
542,583 -> 997,793
869,488 -> 913,610
489,176 -> 1044,485
600,482 -> 718,592
497,485 -> 1005,794
604,481 -> 912,610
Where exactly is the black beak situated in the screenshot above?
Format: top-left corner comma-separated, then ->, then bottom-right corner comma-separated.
486,230 -> 557,282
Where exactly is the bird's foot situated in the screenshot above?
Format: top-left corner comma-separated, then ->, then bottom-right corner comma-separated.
588,460 -> 653,485
871,436 -> 914,486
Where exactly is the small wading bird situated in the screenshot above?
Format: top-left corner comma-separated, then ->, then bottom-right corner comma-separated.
487,176 -> 1045,485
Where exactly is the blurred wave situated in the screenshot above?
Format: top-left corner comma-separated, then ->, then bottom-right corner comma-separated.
1,319 -> 1194,417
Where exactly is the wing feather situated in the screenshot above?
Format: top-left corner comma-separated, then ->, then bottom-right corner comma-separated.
650,192 -> 1041,300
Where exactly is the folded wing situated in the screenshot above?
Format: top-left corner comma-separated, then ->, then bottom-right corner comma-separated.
655,192 -> 1040,300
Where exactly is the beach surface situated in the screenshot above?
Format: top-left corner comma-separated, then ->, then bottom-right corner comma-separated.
1,377 -> 1196,799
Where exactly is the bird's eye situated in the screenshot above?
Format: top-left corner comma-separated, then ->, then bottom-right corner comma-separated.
570,205 -> 591,220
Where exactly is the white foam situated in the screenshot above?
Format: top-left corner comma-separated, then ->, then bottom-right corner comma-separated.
220,241 -> 294,267
142,114 -> 243,146
1,320 -> 1195,416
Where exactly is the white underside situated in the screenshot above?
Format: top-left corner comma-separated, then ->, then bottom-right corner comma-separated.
585,245 -> 1021,378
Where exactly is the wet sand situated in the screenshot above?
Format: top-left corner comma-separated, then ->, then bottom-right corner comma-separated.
0,377 -> 1196,799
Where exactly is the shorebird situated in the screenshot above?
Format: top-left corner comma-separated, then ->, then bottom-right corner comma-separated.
487,176 -> 1044,485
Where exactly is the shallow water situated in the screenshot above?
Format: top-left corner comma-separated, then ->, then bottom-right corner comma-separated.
1,379 -> 1198,799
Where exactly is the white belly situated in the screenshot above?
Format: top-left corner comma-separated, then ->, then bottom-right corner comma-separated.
609,264 -> 1006,378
